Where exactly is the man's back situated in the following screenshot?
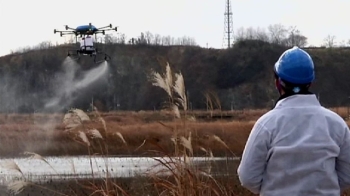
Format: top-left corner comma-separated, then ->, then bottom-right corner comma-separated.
238,94 -> 350,195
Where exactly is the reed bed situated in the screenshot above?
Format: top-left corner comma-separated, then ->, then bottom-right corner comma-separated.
0,110 -> 256,158
4,107 -> 350,195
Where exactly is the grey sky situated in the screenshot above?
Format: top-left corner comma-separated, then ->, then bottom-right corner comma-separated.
0,0 -> 349,57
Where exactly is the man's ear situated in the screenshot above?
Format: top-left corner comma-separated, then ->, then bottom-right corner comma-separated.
275,78 -> 280,89
275,78 -> 284,95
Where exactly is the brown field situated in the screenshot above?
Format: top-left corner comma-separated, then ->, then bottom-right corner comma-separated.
1,107 -> 350,195
0,107 -> 348,158
0,109 -> 269,158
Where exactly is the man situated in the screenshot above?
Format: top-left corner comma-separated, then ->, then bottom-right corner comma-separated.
237,46 -> 350,195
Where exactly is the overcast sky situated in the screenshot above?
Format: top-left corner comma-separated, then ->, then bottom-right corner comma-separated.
0,0 -> 350,57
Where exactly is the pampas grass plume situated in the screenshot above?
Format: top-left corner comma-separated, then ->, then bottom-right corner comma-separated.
1,160 -> 24,176
7,180 -> 29,195
89,129 -> 103,139
114,132 -> 127,145
79,131 -> 90,146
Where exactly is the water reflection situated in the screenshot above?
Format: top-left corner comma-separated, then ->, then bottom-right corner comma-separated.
0,156 -> 239,184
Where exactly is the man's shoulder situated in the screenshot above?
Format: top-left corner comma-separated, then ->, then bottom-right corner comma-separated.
254,109 -> 278,127
319,106 -> 347,123
255,105 -> 346,124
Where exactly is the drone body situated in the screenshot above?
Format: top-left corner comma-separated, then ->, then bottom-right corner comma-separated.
54,23 -> 118,64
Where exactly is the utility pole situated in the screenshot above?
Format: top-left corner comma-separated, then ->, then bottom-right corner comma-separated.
223,0 -> 233,48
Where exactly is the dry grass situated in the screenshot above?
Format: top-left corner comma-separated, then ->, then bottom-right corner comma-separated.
1,108 -> 350,195
0,107 -> 347,158
0,111 -> 256,158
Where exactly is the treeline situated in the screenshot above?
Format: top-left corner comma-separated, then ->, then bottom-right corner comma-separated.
233,23 -> 350,48
234,24 -> 308,47
9,31 -> 197,55
104,31 -> 197,46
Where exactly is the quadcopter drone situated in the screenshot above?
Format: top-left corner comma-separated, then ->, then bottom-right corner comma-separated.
54,23 -> 118,63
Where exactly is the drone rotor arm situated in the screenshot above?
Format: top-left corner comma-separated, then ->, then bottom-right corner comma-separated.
65,25 -> 76,31
54,30 -> 76,33
103,28 -> 117,31
97,24 -> 115,30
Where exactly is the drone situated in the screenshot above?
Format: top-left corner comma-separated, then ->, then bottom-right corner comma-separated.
54,23 -> 118,63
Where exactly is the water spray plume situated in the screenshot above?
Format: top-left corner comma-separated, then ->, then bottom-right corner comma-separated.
44,58 -> 109,112
75,61 -> 108,90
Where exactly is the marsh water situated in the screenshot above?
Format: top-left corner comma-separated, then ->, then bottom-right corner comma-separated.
0,156 -> 239,185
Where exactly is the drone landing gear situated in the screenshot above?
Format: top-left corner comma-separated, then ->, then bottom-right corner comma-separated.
66,48 -> 111,64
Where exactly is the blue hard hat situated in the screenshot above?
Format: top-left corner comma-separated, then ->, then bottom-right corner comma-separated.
274,46 -> 315,84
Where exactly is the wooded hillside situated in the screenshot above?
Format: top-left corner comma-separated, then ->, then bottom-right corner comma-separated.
0,40 -> 349,113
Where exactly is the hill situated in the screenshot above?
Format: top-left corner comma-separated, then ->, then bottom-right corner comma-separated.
0,40 -> 349,113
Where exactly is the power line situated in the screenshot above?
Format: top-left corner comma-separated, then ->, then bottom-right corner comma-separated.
222,0 -> 233,49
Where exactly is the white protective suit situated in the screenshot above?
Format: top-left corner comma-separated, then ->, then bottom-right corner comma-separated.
237,94 -> 350,195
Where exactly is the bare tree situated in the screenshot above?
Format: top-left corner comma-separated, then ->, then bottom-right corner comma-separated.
37,41 -> 52,49
255,27 -> 269,42
119,33 -> 127,44
144,31 -> 154,44
245,27 -> 256,40
128,38 -> 136,45
104,34 -> 113,44
292,34 -> 307,47
233,26 -> 269,42
232,24 -> 309,48
267,24 -> 287,45
162,35 -> 171,45
175,36 -> 197,46
153,34 -> 161,45
338,40 -> 347,47
323,35 -> 336,48
284,27 -> 308,47
186,37 -> 197,46
170,37 -> 176,45
137,32 -> 147,45
66,35 -> 76,44
233,27 -> 246,41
